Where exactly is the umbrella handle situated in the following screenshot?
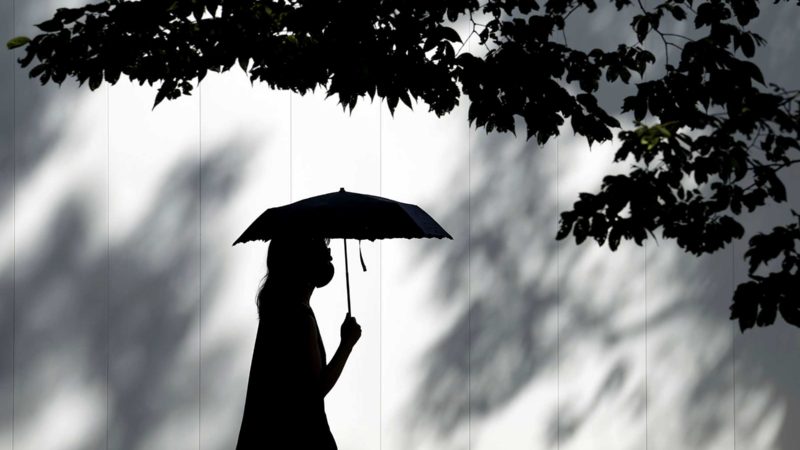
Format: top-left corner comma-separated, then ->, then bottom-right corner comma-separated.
343,238 -> 351,315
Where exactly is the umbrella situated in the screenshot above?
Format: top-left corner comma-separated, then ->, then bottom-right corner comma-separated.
233,188 -> 452,314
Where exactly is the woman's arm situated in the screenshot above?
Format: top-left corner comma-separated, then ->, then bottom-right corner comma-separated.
319,344 -> 352,397
319,314 -> 361,397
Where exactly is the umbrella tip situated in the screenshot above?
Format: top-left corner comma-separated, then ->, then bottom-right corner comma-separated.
339,187 -> 345,192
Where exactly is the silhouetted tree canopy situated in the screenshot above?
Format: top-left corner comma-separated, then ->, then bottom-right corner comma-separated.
7,0 -> 800,331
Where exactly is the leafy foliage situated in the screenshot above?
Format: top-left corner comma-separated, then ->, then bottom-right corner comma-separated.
731,211 -> 800,331
8,0 -> 800,331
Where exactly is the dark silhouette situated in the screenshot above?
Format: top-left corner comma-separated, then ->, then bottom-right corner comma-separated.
237,237 -> 361,450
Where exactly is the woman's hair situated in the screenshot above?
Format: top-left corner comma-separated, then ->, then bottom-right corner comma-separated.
255,237 -> 329,318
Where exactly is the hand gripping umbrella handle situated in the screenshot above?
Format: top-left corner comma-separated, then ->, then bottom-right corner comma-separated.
343,238 -> 352,315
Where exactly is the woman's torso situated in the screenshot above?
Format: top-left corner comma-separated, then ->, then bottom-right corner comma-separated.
236,302 -> 336,450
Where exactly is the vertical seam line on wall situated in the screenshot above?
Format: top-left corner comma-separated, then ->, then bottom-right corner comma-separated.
556,136 -> 560,450
556,32 -> 565,450
378,99 -> 382,450
732,242 -> 736,450
645,238 -> 648,450
106,82 -> 111,450
11,0 -> 16,447
468,91 -> 472,450
198,83 -> 203,450
467,36 -> 472,450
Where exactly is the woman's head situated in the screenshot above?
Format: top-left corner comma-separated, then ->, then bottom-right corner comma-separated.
256,237 -> 334,315
266,236 -> 334,287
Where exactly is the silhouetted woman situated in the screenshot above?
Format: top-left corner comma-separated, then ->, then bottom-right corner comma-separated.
237,237 -> 362,449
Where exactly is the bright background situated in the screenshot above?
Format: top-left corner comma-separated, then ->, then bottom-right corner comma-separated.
2,1 -> 800,449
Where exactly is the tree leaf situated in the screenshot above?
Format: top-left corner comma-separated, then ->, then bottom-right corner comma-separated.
634,16 -> 649,43
55,7 -> 85,24
608,225 -> 622,251
29,64 -> 46,78
6,36 -> 31,49
399,92 -> 413,110
779,301 -> 800,327
89,72 -> 103,90
438,26 -> 462,43
668,5 -> 686,21
756,301 -> 777,327
740,33 -> 755,58
105,67 -> 121,84
35,18 -> 63,33
387,95 -> 399,116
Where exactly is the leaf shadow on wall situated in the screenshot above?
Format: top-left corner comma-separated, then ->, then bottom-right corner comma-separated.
406,3 -> 800,449
0,133 -> 257,448
411,122 -> 800,449
0,0 -> 83,440
408,105 -> 800,450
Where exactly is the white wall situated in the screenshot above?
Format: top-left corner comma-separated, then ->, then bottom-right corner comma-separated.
2,1 -> 800,449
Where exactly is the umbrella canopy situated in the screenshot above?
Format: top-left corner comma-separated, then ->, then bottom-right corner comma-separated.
233,188 -> 452,244
233,188 -> 452,314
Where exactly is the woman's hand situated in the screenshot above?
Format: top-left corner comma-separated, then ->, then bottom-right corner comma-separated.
340,313 -> 362,350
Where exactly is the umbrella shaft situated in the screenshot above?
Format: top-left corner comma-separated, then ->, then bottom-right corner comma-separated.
344,238 -> 351,315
